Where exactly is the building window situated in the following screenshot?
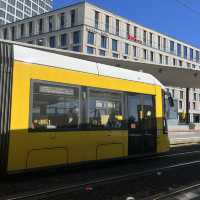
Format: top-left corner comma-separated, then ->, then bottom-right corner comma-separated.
71,9 -> 75,27
116,19 -> 119,36
194,93 -> 197,101
180,91 -> 184,99
173,58 -> 176,66
112,39 -> 118,51
133,46 -> 137,57
7,13 -> 14,22
134,26 -> 137,38
99,49 -> 106,56
184,46 -> 187,59
163,38 -> 166,51
37,38 -> 44,46
165,56 -> 169,65
149,33 -> 153,47
73,31 -> 80,44
0,1 -> 6,10
87,46 -> 94,54
177,43 -> 181,57
101,35 -> 107,49
11,26 -> 15,40
49,15 -> 54,32
49,36 -> 56,48
170,41 -> 175,53
179,60 -> 183,67
29,21 -> 33,36
158,36 -> 161,50
125,43 -> 129,55
31,81 -> 80,130
87,31 -> 94,45
105,15 -> 109,32
143,30 -> 147,44
126,23 -> 130,38
19,8 -> 26,18
193,102 -> 196,110
39,18 -> 43,34
150,51 -> 154,62
7,5 -> 15,14
112,53 -> 118,58
179,101 -> 182,109
95,11 -> 99,29
143,49 -> 147,60
3,28 -> 7,39
60,12 -> 65,29
159,54 -> 163,64
190,48 -> 194,61
196,50 -> 199,63
60,34 -> 67,46
187,62 -> 191,68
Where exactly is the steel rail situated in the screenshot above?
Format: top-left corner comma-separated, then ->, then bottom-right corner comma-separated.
138,150 -> 200,161
5,159 -> 200,200
153,182 -> 200,200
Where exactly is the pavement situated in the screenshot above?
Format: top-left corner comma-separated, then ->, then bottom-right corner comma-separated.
169,130 -> 200,145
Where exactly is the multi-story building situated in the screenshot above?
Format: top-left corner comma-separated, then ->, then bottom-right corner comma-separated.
0,1 -> 199,123
0,0 -> 53,25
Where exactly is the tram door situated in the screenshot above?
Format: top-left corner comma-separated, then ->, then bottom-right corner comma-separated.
127,94 -> 156,155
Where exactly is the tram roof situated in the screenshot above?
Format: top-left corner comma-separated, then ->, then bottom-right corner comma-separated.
7,40 -> 164,89
2,39 -> 199,89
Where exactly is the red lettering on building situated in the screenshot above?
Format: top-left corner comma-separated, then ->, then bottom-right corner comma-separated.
128,34 -> 142,44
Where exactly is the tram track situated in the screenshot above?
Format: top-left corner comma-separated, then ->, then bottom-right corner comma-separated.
153,182 -> 200,200
1,146 -> 200,200
4,157 -> 200,200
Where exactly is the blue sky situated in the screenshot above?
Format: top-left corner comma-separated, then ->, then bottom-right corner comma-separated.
53,0 -> 200,48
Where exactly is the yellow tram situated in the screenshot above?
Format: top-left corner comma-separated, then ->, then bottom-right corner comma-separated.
0,41 -> 171,174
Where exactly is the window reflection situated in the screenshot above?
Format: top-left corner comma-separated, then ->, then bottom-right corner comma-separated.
127,94 -> 142,130
31,82 -> 79,129
127,94 -> 155,131
89,90 -> 124,128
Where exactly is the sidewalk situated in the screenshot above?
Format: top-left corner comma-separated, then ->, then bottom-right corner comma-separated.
169,130 -> 200,146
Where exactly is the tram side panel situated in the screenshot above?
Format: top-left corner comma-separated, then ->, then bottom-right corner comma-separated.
7,56 -> 169,173
7,60 -> 129,173
155,86 -> 170,153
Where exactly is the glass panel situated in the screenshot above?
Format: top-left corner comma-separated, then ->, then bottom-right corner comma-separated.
88,90 -> 123,128
127,94 -> 155,131
142,94 -> 156,131
87,31 -> 94,45
127,94 -> 142,130
31,82 -> 79,129
170,41 -> 174,53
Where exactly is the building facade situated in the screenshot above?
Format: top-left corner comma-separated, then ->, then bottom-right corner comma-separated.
0,1 -> 199,123
0,0 -> 53,25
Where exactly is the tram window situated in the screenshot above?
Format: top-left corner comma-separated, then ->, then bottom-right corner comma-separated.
127,94 -> 155,131
88,89 -> 124,129
142,94 -> 156,130
31,82 -> 80,130
127,94 -> 141,129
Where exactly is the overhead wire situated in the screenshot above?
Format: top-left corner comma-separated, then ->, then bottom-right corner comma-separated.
175,0 -> 200,16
